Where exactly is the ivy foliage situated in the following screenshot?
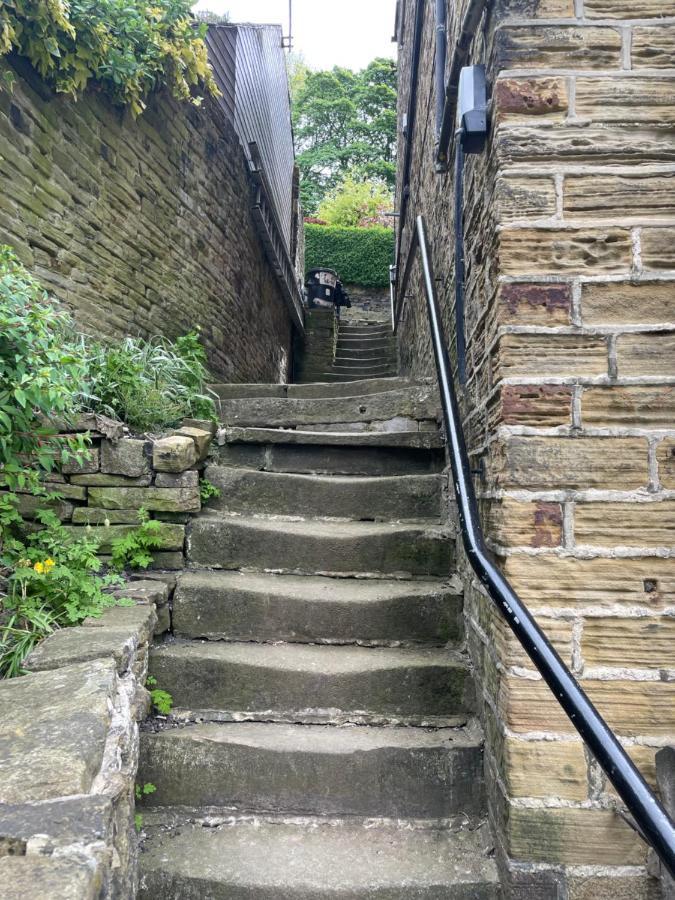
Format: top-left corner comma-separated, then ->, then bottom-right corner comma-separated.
0,0 -> 219,117
304,224 -> 394,289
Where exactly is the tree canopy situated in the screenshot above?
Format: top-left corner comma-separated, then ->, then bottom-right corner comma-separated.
291,57 -> 397,213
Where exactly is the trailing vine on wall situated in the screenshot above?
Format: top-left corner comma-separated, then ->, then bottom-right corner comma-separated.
0,0 -> 219,116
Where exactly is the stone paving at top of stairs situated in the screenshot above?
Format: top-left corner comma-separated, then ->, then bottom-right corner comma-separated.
139,376 -> 498,898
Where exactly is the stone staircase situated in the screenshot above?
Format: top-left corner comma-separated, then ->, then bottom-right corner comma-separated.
137,377 -> 499,898
330,320 -> 398,381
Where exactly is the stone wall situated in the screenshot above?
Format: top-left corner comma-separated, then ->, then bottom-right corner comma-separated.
0,413 -> 221,896
396,0 -> 675,895
343,285 -> 391,323
0,54 -> 293,382
0,577 -> 166,898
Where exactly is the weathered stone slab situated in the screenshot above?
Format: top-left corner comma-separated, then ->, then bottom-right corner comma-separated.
88,486 -> 200,511
502,553 -> 675,612
100,437 -> 150,477
43,481 -> 88,501
494,77 -> 568,122
495,25 -> 622,70
182,417 -> 217,435
496,175 -> 557,221
499,227 -> 632,276
489,384 -> 573,428
0,795 -> 113,853
503,737 -> 587,801
0,659 -> 115,802
0,856 -> 102,900
155,469 -> 199,488
72,506 -> 143,524
565,174 -> 675,220
492,334 -> 608,380
70,472 -> 152,486
582,386 -> 675,428
174,425 -> 213,460
581,614 -> 675,668
657,438 -> 675,488
574,501 -> 675,548
485,498 -> 563,548
617,332 -> 675,377
506,806 -> 647,866
581,281 -> 675,326
632,26 -> 675,69
26,605 -> 157,673
49,413 -> 124,441
576,77 -> 675,123
585,0 -> 675,18
642,227 -> 675,270
10,491 -> 74,521
153,435 -> 197,472
61,446 -> 100,475
488,435 -> 649,490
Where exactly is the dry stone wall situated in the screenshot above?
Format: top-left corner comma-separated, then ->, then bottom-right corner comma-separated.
0,54 -> 293,382
396,0 -> 675,895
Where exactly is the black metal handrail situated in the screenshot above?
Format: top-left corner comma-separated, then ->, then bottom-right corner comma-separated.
399,213 -> 675,879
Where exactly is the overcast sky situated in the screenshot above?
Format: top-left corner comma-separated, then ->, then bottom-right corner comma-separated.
193,0 -> 397,70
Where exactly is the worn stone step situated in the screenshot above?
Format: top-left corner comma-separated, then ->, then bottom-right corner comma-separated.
137,820 -> 499,899
172,570 -> 462,644
149,641 -> 474,722
138,720 -> 485,818
187,513 -> 455,577
209,378 -> 411,401
203,467 -> 443,520
333,354 -> 396,364
287,378 -> 412,398
336,339 -> 396,353
216,428 -> 444,476
216,386 -> 439,428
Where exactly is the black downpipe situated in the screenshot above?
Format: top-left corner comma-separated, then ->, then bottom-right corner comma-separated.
393,0 -> 425,286
434,0 -> 447,141
413,213 -> 675,880
453,135 -> 466,383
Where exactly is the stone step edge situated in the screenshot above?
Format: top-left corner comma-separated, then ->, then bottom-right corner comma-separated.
149,707 -> 473,729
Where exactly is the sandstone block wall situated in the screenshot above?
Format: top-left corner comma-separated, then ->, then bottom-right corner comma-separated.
0,55 -> 293,382
396,0 -> 675,894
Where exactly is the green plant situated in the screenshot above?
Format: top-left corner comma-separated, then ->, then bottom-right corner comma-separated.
135,782 -> 157,801
304,224 -> 395,288
0,246 -> 90,491
145,674 -> 173,714
134,813 -> 144,832
110,510 -> 164,571
150,688 -> 173,715
0,510 -> 124,677
317,175 -> 392,228
80,331 -> 216,431
0,1 -> 219,117
199,478 -> 221,504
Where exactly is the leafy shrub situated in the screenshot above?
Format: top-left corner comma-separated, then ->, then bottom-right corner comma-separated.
317,176 -> 392,228
0,510 -> 124,677
81,331 -> 216,432
0,0 -> 218,117
0,246 -> 90,489
304,224 -> 394,288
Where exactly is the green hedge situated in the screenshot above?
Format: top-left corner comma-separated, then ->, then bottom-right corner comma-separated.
304,224 -> 394,288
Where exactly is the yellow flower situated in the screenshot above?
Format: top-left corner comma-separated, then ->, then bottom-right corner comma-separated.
33,561 -> 44,574
33,559 -> 55,575
44,558 -> 55,572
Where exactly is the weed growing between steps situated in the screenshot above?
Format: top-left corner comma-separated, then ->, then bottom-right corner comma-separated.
0,248 -> 213,675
